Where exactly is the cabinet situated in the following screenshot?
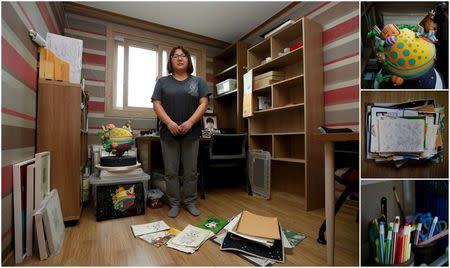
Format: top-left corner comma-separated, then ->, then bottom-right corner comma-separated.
36,80 -> 83,221
213,41 -> 250,133
247,18 -> 324,211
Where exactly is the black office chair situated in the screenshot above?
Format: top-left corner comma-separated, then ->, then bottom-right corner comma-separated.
199,134 -> 249,199
317,141 -> 359,244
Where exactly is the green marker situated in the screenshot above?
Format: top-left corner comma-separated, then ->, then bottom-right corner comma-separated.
385,224 -> 393,264
375,238 -> 380,264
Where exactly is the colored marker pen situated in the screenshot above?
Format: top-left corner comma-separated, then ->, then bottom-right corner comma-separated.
429,216 -> 438,239
391,216 -> 400,264
414,223 -> 422,245
385,224 -> 392,265
379,221 -> 385,264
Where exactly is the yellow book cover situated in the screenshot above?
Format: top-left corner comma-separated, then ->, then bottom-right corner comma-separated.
236,210 -> 280,240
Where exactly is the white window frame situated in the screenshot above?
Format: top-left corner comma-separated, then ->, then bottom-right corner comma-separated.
105,24 -> 206,118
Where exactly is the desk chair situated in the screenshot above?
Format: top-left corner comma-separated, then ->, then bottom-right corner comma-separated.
318,141 -> 359,244
199,134 -> 248,199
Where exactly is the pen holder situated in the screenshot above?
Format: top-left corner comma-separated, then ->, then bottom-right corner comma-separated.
370,252 -> 414,266
413,240 -> 439,265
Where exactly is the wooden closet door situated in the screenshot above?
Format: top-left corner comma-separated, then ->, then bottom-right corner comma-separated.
37,80 -> 81,221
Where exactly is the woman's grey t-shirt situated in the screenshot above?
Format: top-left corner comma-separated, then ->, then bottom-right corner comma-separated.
151,75 -> 211,141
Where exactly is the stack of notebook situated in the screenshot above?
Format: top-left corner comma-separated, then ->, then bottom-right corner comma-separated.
216,211 -> 290,264
365,99 -> 444,167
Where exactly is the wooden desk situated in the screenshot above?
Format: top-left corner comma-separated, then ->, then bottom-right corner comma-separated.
316,132 -> 359,266
135,136 -> 161,173
135,136 -> 211,198
135,136 -> 211,174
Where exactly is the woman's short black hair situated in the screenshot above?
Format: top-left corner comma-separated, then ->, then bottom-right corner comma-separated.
206,117 -> 214,124
167,46 -> 194,75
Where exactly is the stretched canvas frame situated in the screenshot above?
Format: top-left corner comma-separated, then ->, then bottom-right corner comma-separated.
42,189 -> 65,256
13,158 -> 35,263
34,199 -> 48,260
26,164 -> 35,257
35,151 -> 50,209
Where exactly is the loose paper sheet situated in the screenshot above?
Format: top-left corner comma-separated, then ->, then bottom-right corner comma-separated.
242,70 -> 253,117
46,33 -> 83,84
169,224 -> 213,248
378,117 -> 425,153
131,220 -> 170,237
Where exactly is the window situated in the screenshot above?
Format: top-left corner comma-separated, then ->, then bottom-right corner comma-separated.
105,25 -> 206,118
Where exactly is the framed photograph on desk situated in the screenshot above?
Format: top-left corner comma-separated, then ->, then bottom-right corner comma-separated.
202,115 -> 218,131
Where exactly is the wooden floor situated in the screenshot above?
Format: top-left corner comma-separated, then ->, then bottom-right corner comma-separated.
21,187 -> 359,266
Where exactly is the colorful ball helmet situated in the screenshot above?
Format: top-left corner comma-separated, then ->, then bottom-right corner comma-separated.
383,27 -> 436,79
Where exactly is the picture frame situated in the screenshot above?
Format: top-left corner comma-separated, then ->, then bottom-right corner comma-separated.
42,189 -> 65,256
25,164 -> 35,257
13,158 -> 35,263
202,115 -> 218,131
35,151 -> 51,210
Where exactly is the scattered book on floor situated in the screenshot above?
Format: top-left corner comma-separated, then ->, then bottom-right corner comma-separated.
139,228 -> 180,247
196,216 -> 228,234
214,212 -> 305,265
166,224 -> 214,254
226,213 -> 274,247
236,211 -> 280,240
212,232 -> 275,267
130,220 -> 170,237
221,230 -> 285,263
282,228 -> 305,247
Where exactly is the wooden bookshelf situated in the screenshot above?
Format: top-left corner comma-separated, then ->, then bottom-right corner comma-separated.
247,18 -> 324,211
213,41 -> 250,133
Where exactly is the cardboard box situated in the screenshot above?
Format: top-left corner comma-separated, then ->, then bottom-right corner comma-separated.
253,71 -> 285,89
216,79 -> 237,95
38,48 -> 70,82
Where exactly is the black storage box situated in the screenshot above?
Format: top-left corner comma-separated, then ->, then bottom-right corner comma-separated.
96,182 -> 145,221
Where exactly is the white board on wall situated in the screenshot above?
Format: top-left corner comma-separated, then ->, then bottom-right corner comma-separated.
46,33 -> 83,84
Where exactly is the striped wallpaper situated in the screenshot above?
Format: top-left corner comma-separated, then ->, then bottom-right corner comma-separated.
244,1 -> 360,131
63,12 -> 219,145
1,2 -> 63,264
304,2 -> 359,130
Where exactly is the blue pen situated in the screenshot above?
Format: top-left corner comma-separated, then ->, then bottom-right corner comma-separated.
379,221 -> 385,264
429,216 -> 438,239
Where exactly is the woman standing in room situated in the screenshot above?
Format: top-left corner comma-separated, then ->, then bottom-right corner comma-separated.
151,46 -> 210,218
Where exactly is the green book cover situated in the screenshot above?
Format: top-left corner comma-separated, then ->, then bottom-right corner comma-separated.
282,228 -> 305,247
196,216 -> 228,234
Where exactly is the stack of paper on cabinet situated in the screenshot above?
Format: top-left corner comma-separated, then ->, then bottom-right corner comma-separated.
166,224 -> 214,253
366,99 -> 444,167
